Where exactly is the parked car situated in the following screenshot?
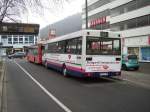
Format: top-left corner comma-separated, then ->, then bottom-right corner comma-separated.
122,54 -> 139,70
8,52 -> 26,59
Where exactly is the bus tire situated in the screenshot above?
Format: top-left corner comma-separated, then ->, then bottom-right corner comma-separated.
62,66 -> 67,77
45,61 -> 48,69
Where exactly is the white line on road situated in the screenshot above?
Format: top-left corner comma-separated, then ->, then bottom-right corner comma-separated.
14,61 -> 72,112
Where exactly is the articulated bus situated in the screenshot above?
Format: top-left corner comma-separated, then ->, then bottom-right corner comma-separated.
42,30 -> 122,78
27,44 -> 43,64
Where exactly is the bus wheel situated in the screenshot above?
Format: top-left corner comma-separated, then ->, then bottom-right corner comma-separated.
62,67 -> 67,77
45,61 -> 48,68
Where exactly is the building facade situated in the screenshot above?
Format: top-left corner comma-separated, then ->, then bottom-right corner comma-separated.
40,13 -> 82,40
82,0 -> 150,62
0,22 -> 39,55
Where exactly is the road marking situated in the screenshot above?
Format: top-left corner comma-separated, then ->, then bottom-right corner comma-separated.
14,61 -> 72,112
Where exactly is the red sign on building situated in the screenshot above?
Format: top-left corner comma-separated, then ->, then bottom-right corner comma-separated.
48,29 -> 56,39
90,16 -> 106,27
148,36 -> 150,45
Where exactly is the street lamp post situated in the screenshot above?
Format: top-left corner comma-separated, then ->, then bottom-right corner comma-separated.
85,0 -> 88,29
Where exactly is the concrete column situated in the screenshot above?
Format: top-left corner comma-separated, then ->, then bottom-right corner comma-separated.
12,35 -> 14,45
0,35 -> 1,43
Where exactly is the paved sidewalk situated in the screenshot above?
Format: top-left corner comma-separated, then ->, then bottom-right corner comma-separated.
0,58 -> 5,112
121,70 -> 150,89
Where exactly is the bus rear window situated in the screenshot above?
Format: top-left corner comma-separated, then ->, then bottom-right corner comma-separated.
86,36 -> 121,55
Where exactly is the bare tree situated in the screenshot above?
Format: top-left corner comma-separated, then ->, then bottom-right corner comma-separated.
0,0 -> 72,23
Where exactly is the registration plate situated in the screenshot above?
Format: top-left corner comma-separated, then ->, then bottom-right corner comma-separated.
100,73 -> 108,76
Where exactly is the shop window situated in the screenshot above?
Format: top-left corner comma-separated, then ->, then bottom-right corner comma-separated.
141,47 -> 150,61
128,47 -> 139,59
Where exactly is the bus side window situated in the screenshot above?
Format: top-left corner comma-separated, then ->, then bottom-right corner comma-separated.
76,37 -> 82,55
58,41 -> 65,53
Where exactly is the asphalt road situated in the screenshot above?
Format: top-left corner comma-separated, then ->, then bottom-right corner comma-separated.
4,59 -> 150,112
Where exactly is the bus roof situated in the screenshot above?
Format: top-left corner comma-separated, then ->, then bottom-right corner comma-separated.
45,29 -> 120,44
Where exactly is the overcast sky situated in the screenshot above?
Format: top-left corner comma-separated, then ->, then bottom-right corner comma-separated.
21,0 -> 84,28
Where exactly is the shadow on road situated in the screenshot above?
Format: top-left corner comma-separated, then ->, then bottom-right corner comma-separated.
66,76 -> 123,85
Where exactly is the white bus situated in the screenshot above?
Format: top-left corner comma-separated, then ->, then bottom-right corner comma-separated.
42,30 -> 121,78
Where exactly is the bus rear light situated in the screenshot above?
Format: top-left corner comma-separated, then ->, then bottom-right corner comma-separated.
86,73 -> 91,77
86,57 -> 92,61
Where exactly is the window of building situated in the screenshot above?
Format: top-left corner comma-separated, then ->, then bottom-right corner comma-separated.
101,22 -> 110,30
29,36 -> 34,43
137,0 -> 150,9
111,0 -> 150,17
126,19 -> 137,29
1,35 -> 7,39
35,37 -> 37,43
19,38 -> 23,44
1,35 -> 7,44
18,27 -> 24,32
110,15 -> 150,31
13,37 -> 18,44
2,26 -> 7,31
84,0 -> 115,12
111,5 -> 124,17
25,37 -> 28,44
125,0 -> 137,12
110,23 -> 121,31
137,15 -> 149,27
8,38 -> 12,44
89,9 -> 110,21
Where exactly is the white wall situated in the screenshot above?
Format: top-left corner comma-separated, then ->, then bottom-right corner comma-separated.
115,26 -> 150,38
